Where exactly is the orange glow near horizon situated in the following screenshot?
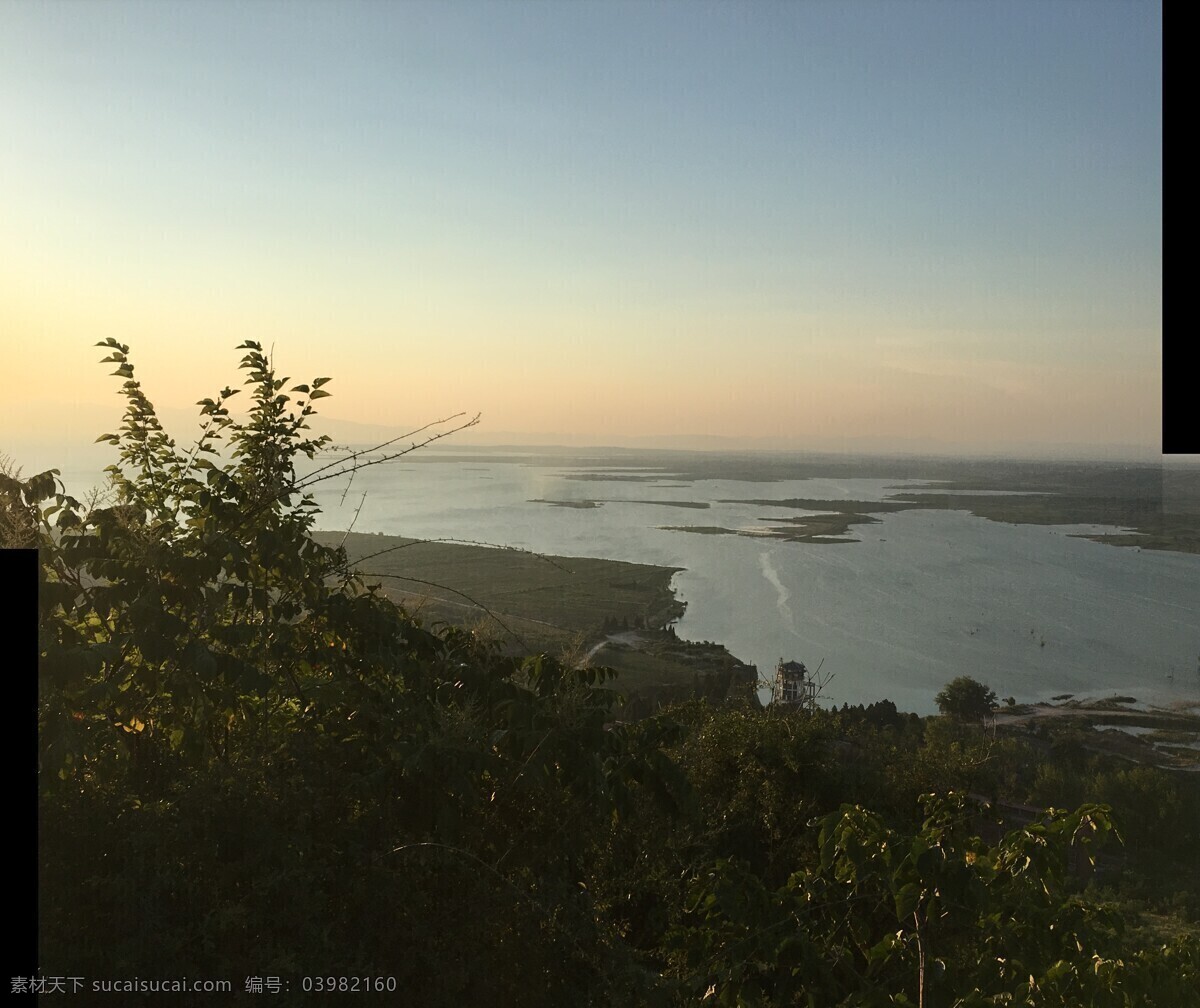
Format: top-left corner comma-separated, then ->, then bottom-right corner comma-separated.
2,1 -> 1161,461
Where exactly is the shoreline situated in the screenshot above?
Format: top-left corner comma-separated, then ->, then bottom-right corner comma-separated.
316,530 -> 757,709
993,697 -> 1200,771
316,528 -> 1199,721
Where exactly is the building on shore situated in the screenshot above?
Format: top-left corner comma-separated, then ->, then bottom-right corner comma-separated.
772,659 -> 816,709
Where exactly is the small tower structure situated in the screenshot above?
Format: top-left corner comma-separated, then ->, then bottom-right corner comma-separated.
772,658 -> 816,709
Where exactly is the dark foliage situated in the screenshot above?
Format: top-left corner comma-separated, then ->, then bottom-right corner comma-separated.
935,675 -> 1000,723
29,344 -> 1200,1006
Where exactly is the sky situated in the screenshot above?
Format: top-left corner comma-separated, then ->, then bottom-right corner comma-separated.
1,0 -> 1162,464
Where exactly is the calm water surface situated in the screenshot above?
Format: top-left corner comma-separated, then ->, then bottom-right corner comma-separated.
297,452 -> 1200,715
54,451 -> 1200,714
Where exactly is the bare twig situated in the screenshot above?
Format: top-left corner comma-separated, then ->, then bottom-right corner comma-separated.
298,412 -> 481,490
337,465 -> 356,506
230,412 -> 480,530
339,490 -> 367,547
811,659 -> 837,705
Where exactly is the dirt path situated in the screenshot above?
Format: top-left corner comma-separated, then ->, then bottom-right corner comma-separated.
580,631 -> 645,666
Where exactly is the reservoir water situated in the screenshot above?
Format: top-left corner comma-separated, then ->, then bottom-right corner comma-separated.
51,448 -> 1200,715
297,450 -> 1200,715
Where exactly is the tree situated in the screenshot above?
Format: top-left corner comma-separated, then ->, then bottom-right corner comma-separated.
1,466 -> 38,548
935,675 -> 998,723
32,340 -> 683,1000
36,339 -> 443,784
672,793 -> 1200,1007
30,340 -> 1200,1003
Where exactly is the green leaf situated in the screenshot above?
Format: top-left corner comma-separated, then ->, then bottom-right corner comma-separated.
894,882 -> 921,920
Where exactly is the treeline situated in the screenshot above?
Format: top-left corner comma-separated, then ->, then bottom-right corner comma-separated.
22,343 -> 1200,1006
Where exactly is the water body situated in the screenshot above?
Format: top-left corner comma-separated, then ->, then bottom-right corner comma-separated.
295,450 -> 1200,715
52,450 -> 1199,715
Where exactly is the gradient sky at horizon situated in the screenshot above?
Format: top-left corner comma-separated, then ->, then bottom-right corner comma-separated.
2,0 -> 1162,459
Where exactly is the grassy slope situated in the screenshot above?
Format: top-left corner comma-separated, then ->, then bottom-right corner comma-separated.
316,531 -> 684,652
315,531 -> 758,710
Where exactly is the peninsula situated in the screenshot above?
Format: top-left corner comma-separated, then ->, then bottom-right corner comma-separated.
315,530 -> 759,711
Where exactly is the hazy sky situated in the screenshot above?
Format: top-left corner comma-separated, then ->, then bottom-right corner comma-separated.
2,0 -> 1162,460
